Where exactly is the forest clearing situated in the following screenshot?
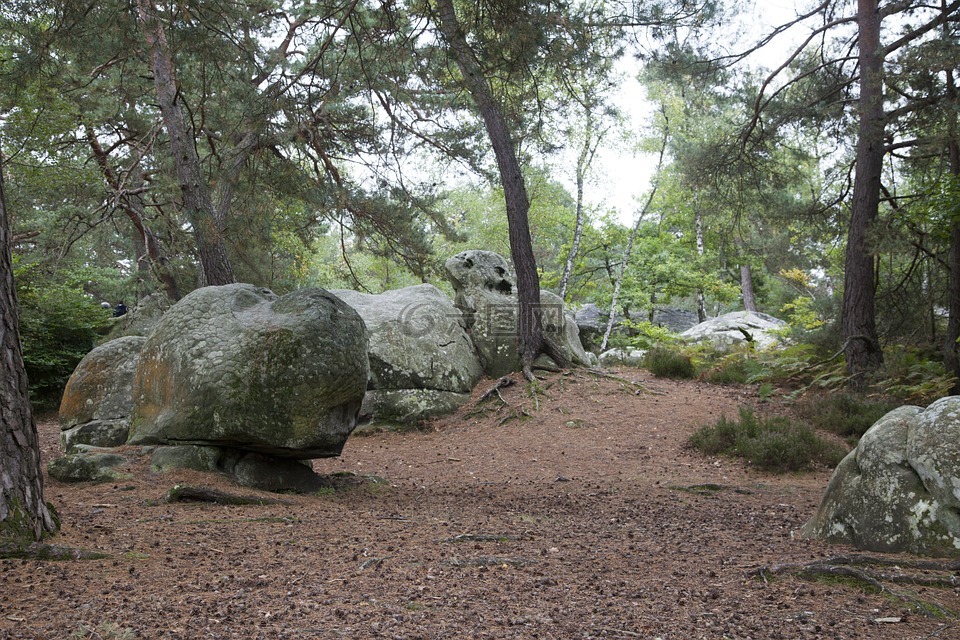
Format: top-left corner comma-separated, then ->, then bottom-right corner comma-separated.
2,370 -> 958,640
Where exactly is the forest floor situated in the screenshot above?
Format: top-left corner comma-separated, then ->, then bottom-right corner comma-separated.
2,368 -> 959,639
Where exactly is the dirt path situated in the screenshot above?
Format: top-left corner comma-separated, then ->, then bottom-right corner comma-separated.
2,369 -> 957,639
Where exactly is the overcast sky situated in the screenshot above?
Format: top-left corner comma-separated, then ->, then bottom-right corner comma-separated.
574,0 -> 810,223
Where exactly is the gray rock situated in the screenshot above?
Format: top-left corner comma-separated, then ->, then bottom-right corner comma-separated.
128,284 -> 369,459
680,311 -> 786,349
574,303 -> 606,352
803,397 -> 960,556
360,389 -> 471,424
58,336 -> 146,452
652,309 -> 700,333
599,348 -> 647,368
150,445 -> 222,473
227,452 -> 323,493
445,250 -> 521,376
331,284 -> 483,394
150,445 -> 324,493
444,250 -> 592,375
48,453 -> 128,483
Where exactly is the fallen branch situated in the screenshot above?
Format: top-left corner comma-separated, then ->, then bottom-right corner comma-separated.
0,541 -> 109,561
584,368 -> 665,395
165,484 -> 286,506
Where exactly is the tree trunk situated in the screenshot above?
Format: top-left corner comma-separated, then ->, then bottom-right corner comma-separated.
943,64 -> 960,392
600,220 -> 640,353
843,0 -> 885,389
695,210 -> 707,322
435,0 -> 567,375
136,0 -> 235,287
740,263 -> 757,312
0,153 -> 57,544
558,105 -> 598,301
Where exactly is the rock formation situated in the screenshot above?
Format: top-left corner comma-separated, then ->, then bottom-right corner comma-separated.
331,284 -> 483,423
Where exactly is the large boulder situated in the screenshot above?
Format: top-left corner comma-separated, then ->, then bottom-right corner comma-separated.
681,311 -> 786,349
332,286 -> 482,384
128,284 -> 369,459
58,336 -> 146,452
444,250 -> 592,376
331,285 -> 484,424
803,397 -> 960,556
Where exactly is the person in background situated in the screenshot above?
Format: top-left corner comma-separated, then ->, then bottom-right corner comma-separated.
113,301 -> 128,317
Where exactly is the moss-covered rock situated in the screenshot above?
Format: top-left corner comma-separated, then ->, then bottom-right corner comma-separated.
47,453 -> 128,483
331,284 -> 483,394
128,284 -> 369,459
58,336 -> 145,452
804,398 -> 960,556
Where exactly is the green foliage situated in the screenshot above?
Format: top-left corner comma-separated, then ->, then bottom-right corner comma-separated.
14,259 -> 110,407
875,346 -> 957,405
644,346 -> 696,379
795,392 -> 896,441
623,320 -> 681,350
689,407 -> 847,473
71,622 -> 137,640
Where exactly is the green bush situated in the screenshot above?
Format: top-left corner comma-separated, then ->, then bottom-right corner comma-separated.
689,407 -> 848,473
14,260 -> 111,408
795,392 -> 896,441
644,346 -> 696,379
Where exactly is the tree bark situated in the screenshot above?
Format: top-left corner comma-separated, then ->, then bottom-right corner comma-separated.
940,0 -> 960,392
136,0 -> 235,286
435,0 -> 566,374
842,0 -> 885,389
695,210 -> 707,322
740,263 -> 757,312
0,153 -> 57,543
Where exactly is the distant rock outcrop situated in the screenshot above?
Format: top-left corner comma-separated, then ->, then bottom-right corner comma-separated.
681,311 -> 786,349
803,397 -> 960,556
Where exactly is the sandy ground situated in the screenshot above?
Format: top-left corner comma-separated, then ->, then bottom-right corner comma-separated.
1,369 -> 958,639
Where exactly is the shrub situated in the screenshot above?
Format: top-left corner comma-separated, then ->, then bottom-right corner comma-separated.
14,260 -> 111,408
644,346 -> 696,379
795,392 -> 896,441
689,407 -> 848,473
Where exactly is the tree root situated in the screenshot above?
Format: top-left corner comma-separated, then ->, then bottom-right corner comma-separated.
478,376 -> 516,404
584,368 -> 665,395
750,555 -> 960,617
0,541 -> 108,561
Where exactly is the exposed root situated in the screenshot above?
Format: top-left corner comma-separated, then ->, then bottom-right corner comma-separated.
477,376 -> 516,404
584,368 -> 665,395
750,555 -> 960,618
0,541 -> 108,561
